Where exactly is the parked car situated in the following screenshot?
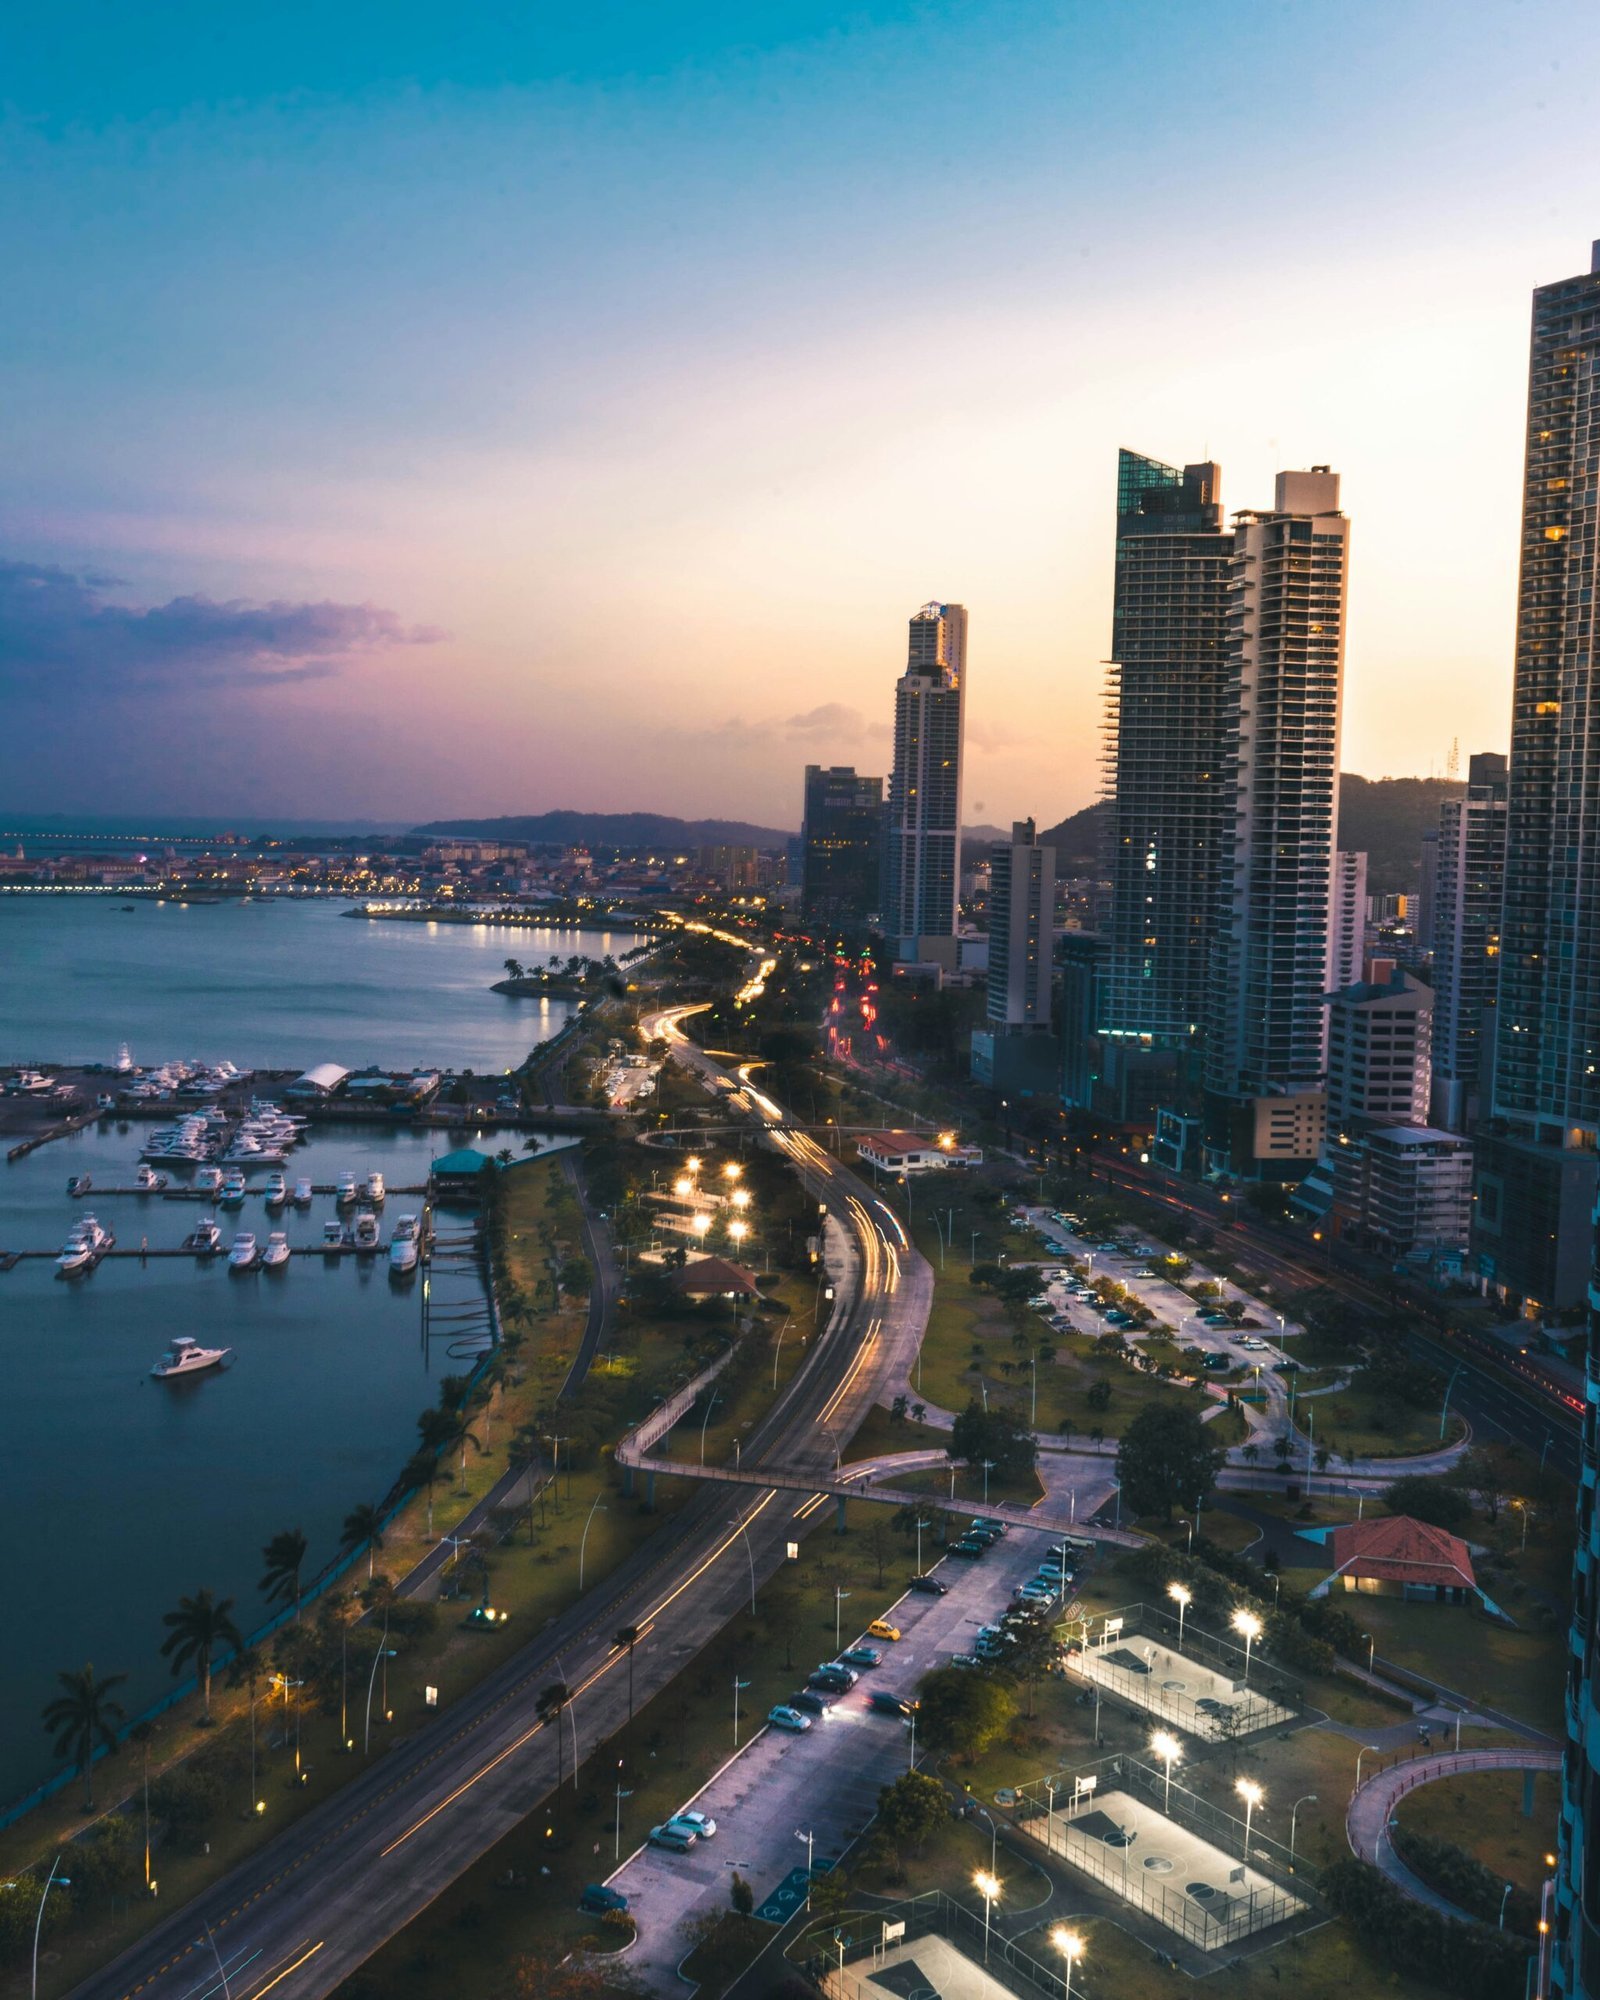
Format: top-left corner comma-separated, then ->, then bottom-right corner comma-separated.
867,1619 -> 902,1642
868,1691 -> 918,1717
809,1664 -> 859,1691
666,1810 -> 717,1840
908,1574 -> 949,1595
579,1884 -> 629,1915
649,1823 -> 698,1852
839,1644 -> 882,1669
949,1539 -> 987,1559
949,1652 -> 983,1668
768,1705 -> 813,1733
791,1688 -> 830,1716
972,1518 -> 1009,1537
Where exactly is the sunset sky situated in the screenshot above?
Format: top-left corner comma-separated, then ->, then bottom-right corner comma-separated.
3,2 -> 1598,828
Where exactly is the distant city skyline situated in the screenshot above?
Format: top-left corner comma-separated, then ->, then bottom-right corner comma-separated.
3,4 -> 1599,820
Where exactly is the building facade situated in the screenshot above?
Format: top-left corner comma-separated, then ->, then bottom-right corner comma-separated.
1100,452 -> 1233,1082
883,601 -> 968,965
1325,958 -> 1432,1132
986,819 -> 1056,1028
800,765 -> 883,928
1327,849 -> 1369,996
1477,243 -> 1600,1313
1204,468 -> 1350,1172
1430,751 -> 1508,1132
1555,1188 -> 1600,1999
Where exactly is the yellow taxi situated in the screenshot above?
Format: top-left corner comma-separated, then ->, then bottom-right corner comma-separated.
867,1618 -> 902,1642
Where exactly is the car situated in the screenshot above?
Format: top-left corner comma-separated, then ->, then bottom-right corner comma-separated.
810,1663 -> 859,1689
579,1884 -> 629,1915
867,1619 -> 902,1642
666,1810 -> 717,1840
1017,1585 -> 1058,1607
972,1517 -> 1009,1537
908,1574 -> 948,1595
949,1651 -> 983,1668
868,1691 -> 918,1717
768,1705 -> 812,1732
949,1538 -> 987,1559
1202,1352 -> 1232,1371
790,1688 -> 830,1715
649,1823 -> 698,1852
1240,1336 -> 1268,1351
839,1645 -> 882,1669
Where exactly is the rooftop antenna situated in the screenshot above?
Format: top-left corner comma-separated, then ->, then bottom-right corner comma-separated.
1446,737 -> 1460,782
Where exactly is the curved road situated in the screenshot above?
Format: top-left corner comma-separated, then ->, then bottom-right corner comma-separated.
70,1007 -> 931,2000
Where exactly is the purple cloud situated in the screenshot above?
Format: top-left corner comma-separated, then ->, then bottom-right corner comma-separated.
0,559 -> 445,692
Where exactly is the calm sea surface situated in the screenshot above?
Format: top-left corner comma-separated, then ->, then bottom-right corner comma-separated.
0,899 -> 638,1808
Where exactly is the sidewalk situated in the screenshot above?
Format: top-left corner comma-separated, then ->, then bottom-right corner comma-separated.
1347,1746 -> 1560,1916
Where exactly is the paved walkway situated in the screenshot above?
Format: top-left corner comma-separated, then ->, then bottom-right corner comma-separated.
1346,1746 -> 1562,1916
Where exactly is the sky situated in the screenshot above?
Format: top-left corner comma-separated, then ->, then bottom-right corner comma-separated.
2,2 -> 1598,830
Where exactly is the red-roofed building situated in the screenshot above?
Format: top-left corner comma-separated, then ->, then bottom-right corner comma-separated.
1311,1514 -> 1483,1607
668,1256 -> 761,1300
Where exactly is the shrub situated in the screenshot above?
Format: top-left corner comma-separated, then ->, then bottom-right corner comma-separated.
1320,1858 -> 1532,1999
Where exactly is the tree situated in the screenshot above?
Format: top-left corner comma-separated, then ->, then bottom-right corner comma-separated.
948,1401 -> 1038,1483
442,1409 -> 484,1491
404,1449 -> 443,1535
417,1405 -> 457,1456
42,1662 -> 127,1810
160,1588 -> 243,1722
615,1625 -> 641,1721
916,1665 -> 1015,1760
340,1503 -> 386,1583
1116,1403 -> 1223,1523
1382,1475 -> 1473,1532
259,1527 -> 309,1619
1450,1448 -> 1509,1524
876,1770 -> 949,1851
537,1681 -> 572,1791
730,1871 -> 755,1916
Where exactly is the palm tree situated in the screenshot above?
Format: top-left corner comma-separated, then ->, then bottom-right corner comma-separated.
537,1681 -> 571,1790
42,1663 -> 127,1811
417,1404 -> 456,1456
614,1625 -> 641,1721
442,1409 -> 483,1493
340,1503 -> 386,1584
160,1588 -> 243,1722
259,1527 -> 309,1619
404,1448 -> 442,1534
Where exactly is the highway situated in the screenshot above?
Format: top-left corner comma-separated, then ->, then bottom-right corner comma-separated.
70,1007 -> 931,2000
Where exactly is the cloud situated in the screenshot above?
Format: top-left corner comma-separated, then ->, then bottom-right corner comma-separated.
0,559 -> 445,694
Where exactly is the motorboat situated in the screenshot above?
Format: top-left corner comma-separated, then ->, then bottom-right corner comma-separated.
293,1177 -> 314,1206
228,1231 -> 259,1272
352,1210 -> 381,1252
261,1230 -> 290,1270
151,1335 -> 231,1380
184,1216 -> 223,1254
135,1164 -> 169,1192
218,1171 -> 247,1208
197,1165 -> 223,1193
363,1171 -> 386,1205
388,1214 -> 419,1276
264,1172 -> 288,1209
56,1214 -> 111,1275
67,1173 -> 92,1196
336,1172 -> 359,1205
322,1219 -> 345,1249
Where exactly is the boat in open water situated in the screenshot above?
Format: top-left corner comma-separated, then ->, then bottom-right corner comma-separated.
151,1336 -> 231,1380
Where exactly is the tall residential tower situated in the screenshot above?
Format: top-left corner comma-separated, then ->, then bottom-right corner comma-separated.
1430,752 -> 1507,1132
883,601 -> 967,965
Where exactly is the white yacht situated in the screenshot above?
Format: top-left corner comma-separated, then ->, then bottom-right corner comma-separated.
388,1214 -> 420,1276
363,1170 -> 386,1205
151,1335 -> 231,1379
185,1215 -> 223,1254
56,1214 -> 112,1274
261,1230 -> 290,1270
352,1210 -> 381,1252
336,1172 -> 359,1205
197,1165 -> 223,1193
264,1172 -> 288,1209
135,1164 -> 169,1192
292,1177 -> 314,1206
218,1171 -> 247,1208
228,1231 -> 259,1272
322,1218 -> 345,1249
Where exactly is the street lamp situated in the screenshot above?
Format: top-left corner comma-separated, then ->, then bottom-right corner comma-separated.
31,1856 -> 70,2000
974,1869 -> 1000,1964
835,1586 -> 851,1651
732,1187 -> 751,1209
1151,1730 -> 1181,1813
1178,1515 -> 1193,1553
578,1493 -> 607,1591
1289,1793 -> 1318,1869
733,1674 -> 752,1747
1168,1581 -> 1191,1653
796,1828 -> 815,1910
981,1459 -> 997,1505
1232,1607 -> 1262,1687
692,1213 -> 711,1238
729,1220 -> 749,1245
1050,1927 -> 1084,2000
1356,1743 -> 1382,1790
723,1161 -> 742,1182
1236,1777 -> 1263,1860
673,1176 -> 693,1197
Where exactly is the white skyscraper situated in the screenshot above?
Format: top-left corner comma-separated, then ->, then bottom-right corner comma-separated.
987,820 -> 1055,1028
883,601 -> 967,965
1327,850 -> 1368,996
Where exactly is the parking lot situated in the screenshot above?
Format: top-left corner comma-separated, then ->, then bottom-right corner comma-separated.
608,1522 -> 1091,1990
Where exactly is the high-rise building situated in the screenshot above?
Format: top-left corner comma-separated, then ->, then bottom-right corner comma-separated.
883,601 -> 967,965
1476,243 -> 1600,1314
1101,453 -> 1232,1077
1430,752 -> 1507,1132
799,766 -> 883,928
1327,849 -> 1368,995
1325,958 -> 1432,1132
986,820 -> 1055,1029
1415,831 -> 1440,956
1203,469 -> 1350,1173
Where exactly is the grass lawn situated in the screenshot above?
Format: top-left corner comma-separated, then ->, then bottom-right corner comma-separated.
1288,1393 -> 1466,1462
1395,1768 -> 1561,1903
1347,1599 -> 1565,1729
